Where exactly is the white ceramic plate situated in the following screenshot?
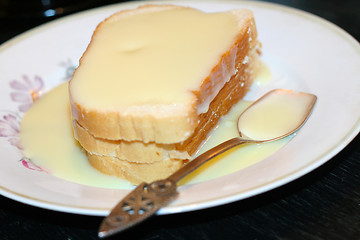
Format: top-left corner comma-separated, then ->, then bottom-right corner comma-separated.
0,0 -> 359,216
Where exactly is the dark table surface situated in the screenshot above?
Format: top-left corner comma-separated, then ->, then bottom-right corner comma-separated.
1,0 -> 359,239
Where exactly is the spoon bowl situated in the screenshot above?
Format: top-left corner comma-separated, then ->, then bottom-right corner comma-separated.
169,89 -> 317,182
237,89 -> 317,142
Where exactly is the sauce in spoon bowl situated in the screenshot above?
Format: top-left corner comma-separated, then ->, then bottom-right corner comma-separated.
238,89 -> 317,141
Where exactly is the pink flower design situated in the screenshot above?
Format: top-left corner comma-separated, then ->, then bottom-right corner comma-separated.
10,75 -> 44,112
0,112 -> 22,150
0,113 -> 46,173
21,158 -> 46,172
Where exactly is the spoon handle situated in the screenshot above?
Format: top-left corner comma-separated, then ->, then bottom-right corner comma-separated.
99,137 -> 254,238
167,137 -> 254,183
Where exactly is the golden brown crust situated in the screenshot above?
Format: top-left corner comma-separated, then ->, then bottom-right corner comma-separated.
177,49 -> 260,156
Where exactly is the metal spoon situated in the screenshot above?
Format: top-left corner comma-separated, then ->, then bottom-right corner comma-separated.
98,89 -> 317,238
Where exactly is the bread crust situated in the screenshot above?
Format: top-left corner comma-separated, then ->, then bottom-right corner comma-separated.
87,153 -> 185,184
69,5 -> 258,144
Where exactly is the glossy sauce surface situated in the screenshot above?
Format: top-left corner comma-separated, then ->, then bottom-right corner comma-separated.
20,83 -> 133,189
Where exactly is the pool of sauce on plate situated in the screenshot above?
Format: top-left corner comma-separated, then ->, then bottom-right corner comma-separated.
20,63 -> 295,189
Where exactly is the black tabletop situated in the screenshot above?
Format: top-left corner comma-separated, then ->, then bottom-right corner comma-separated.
1,0 -> 359,239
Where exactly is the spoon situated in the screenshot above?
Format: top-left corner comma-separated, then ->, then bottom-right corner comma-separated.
98,89 -> 317,238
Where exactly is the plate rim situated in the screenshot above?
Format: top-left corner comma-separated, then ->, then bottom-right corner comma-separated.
0,0 -> 359,216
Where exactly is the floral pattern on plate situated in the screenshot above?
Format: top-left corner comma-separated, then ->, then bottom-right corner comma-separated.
10,75 -> 44,112
0,60 -> 76,172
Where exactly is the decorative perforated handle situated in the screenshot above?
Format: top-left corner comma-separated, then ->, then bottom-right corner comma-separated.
98,179 -> 178,238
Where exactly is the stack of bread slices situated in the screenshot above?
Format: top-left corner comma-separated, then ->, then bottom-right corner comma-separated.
69,4 -> 261,185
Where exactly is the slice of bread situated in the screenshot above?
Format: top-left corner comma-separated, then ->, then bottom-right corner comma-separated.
69,4 -> 260,144
69,4 -> 261,184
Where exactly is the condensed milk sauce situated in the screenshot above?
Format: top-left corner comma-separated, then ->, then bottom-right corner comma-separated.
20,64 -> 300,189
